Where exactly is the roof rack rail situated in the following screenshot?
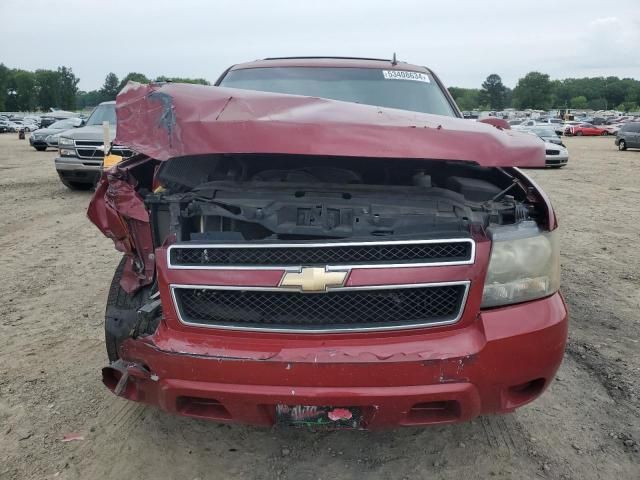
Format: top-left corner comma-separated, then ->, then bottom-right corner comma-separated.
262,56 -> 396,62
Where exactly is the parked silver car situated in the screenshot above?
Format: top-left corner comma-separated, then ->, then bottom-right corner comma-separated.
29,118 -> 83,151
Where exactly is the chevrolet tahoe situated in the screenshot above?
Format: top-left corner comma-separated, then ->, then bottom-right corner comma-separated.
88,57 -> 568,429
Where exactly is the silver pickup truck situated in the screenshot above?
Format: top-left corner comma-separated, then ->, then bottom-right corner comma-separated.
55,101 -> 133,190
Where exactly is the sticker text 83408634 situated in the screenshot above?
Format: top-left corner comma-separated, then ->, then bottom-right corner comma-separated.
382,70 -> 430,83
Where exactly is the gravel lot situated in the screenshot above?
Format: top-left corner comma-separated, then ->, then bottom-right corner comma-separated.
0,133 -> 638,480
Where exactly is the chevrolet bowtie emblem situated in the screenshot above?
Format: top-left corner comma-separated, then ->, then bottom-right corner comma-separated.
280,267 -> 349,292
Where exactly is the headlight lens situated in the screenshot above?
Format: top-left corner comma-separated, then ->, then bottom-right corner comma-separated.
58,137 -> 74,146
481,222 -> 560,308
59,148 -> 76,156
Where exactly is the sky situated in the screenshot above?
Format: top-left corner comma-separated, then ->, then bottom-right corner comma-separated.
1,0 -> 639,91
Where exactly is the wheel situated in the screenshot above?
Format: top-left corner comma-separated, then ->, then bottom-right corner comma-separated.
57,174 -> 93,190
601,131 -> 608,136
618,140 -> 627,151
575,131 -> 583,136
35,146 -> 46,151
105,257 -> 151,361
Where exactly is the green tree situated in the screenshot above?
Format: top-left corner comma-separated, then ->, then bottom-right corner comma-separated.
57,66 -> 79,109
100,72 -> 120,102
570,96 -> 588,109
35,69 -> 61,110
617,101 -> 638,112
512,72 -> 553,109
588,97 -> 607,110
155,75 -> 210,85
8,70 -> 37,111
448,87 -> 483,110
480,74 -> 507,110
0,63 -> 9,111
118,72 -> 150,91
76,90 -> 102,109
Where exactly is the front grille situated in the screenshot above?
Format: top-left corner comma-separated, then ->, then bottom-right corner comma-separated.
77,148 -> 105,159
545,150 -> 559,155
169,240 -> 473,268
172,283 -> 468,331
75,141 -> 133,159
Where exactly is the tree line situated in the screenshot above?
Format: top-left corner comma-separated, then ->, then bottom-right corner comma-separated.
2,63 -> 639,113
0,64 -> 211,112
0,64 -> 79,112
449,72 -> 640,112
76,72 -> 211,109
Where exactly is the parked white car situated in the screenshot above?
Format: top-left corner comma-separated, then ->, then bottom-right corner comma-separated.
601,124 -> 621,135
543,141 -> 569,167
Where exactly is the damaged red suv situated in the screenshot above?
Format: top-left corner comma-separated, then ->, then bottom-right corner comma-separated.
88,57 -> 567,429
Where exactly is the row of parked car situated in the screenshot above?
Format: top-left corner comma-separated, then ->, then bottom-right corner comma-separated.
0,115 -> 41,133
0,110 -> 84,135
2,104 -> 127,190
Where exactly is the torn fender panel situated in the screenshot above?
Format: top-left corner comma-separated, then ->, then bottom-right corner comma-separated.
87,164 -> 155,293
115,82 -> 545,168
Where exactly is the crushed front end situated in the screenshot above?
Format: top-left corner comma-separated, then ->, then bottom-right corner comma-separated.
88,81 -> 567,429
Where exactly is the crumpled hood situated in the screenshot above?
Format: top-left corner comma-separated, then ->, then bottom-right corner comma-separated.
115,82 -> 545,167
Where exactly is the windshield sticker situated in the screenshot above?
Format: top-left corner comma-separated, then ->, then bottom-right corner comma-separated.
382,70 -> 430,83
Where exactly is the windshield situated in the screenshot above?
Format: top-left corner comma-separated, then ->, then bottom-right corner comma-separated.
532,128 -> 557,137
86,104 -> 116,126
219,67 -> 456,117
50,119 -> 79,129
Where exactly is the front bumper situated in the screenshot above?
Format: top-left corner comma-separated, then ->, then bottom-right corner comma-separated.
108,292 -> 568,429
55,157 -> 102,184
545,154 -> 568,166
30,138 -> 48,147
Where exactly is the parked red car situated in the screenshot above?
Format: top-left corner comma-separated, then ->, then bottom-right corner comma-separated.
565,123 -> 608,136
88,57 -> 567,429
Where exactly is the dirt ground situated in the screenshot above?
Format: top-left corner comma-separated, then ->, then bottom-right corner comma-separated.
0,133 -> 638,480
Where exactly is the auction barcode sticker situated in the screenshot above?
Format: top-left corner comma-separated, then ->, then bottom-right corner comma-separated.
382,70 -> 430,82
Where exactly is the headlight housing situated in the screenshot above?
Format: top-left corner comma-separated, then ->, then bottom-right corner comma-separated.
481,222 -> 560,308
58,136 -> 74,146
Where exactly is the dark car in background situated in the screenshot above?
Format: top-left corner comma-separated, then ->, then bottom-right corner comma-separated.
615,122 -> 640,151
30,117 -> 83,151
40,110 -> 80,128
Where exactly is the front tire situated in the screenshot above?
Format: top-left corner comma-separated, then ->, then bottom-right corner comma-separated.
575,131 -> 583,136
618,140 -> 627,151
105,257 -> 150,361
35,146 -> 46,151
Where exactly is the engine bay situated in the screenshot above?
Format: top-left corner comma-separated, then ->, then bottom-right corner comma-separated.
141,154 -> 538,245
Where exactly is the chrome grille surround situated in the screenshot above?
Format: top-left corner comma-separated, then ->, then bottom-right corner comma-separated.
167,238 -> 476,270
170,281 -> 471,333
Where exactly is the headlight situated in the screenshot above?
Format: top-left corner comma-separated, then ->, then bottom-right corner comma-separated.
481,222 -> 560,308
59,148 -> 76,156
58,137 -> 74,146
